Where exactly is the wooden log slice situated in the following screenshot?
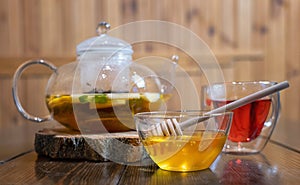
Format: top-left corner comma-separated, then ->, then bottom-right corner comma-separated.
34,128 -> 149,163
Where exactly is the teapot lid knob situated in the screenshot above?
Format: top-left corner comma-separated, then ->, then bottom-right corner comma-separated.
96,22 -> 111,35
171,55 -> 179,63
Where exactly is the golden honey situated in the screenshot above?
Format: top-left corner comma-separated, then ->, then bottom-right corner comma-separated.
142,131 -> 227,171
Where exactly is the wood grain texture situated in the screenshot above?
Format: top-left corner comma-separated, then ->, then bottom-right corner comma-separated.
0,142 -> 299,185
34,128 -> 148,163
0,152 -> 126,185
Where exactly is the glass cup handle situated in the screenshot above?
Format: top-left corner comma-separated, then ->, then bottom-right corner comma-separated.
265,92 -> 281,128
12,59 -> 57,122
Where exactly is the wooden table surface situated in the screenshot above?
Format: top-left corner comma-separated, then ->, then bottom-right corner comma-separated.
0,132 -> 299,185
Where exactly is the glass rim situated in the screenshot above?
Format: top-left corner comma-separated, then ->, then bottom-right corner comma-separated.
209,80 -> 277,86
134,110 -> 233,119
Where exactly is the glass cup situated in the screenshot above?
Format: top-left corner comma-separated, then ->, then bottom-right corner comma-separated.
134,111 -> 233,172
203,81 -> 280,154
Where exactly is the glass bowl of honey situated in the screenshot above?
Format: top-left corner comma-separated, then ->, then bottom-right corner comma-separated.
134,111 -> 233,172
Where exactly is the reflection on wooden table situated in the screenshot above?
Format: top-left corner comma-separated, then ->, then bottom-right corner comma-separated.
0,129 -> 299,185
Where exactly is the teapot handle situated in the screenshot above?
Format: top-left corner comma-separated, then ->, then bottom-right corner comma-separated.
12,59 -> 57,122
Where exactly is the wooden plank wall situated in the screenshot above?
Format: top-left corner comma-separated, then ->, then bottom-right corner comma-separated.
0,0 -> 299,151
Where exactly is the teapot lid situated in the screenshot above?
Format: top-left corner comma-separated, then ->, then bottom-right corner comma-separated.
76,22 -> 133,56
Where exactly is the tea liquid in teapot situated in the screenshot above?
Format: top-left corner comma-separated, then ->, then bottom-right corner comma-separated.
46,92 -> 169,132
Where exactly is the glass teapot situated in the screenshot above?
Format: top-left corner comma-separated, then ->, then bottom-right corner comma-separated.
12,22 -> 175,133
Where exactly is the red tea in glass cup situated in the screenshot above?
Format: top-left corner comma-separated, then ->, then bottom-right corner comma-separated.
207,98 -> 271,142
203,81 -> 280,154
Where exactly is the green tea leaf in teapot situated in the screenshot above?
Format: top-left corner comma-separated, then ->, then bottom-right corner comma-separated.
94,94 -> 108,104
79,95 -> 89,103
